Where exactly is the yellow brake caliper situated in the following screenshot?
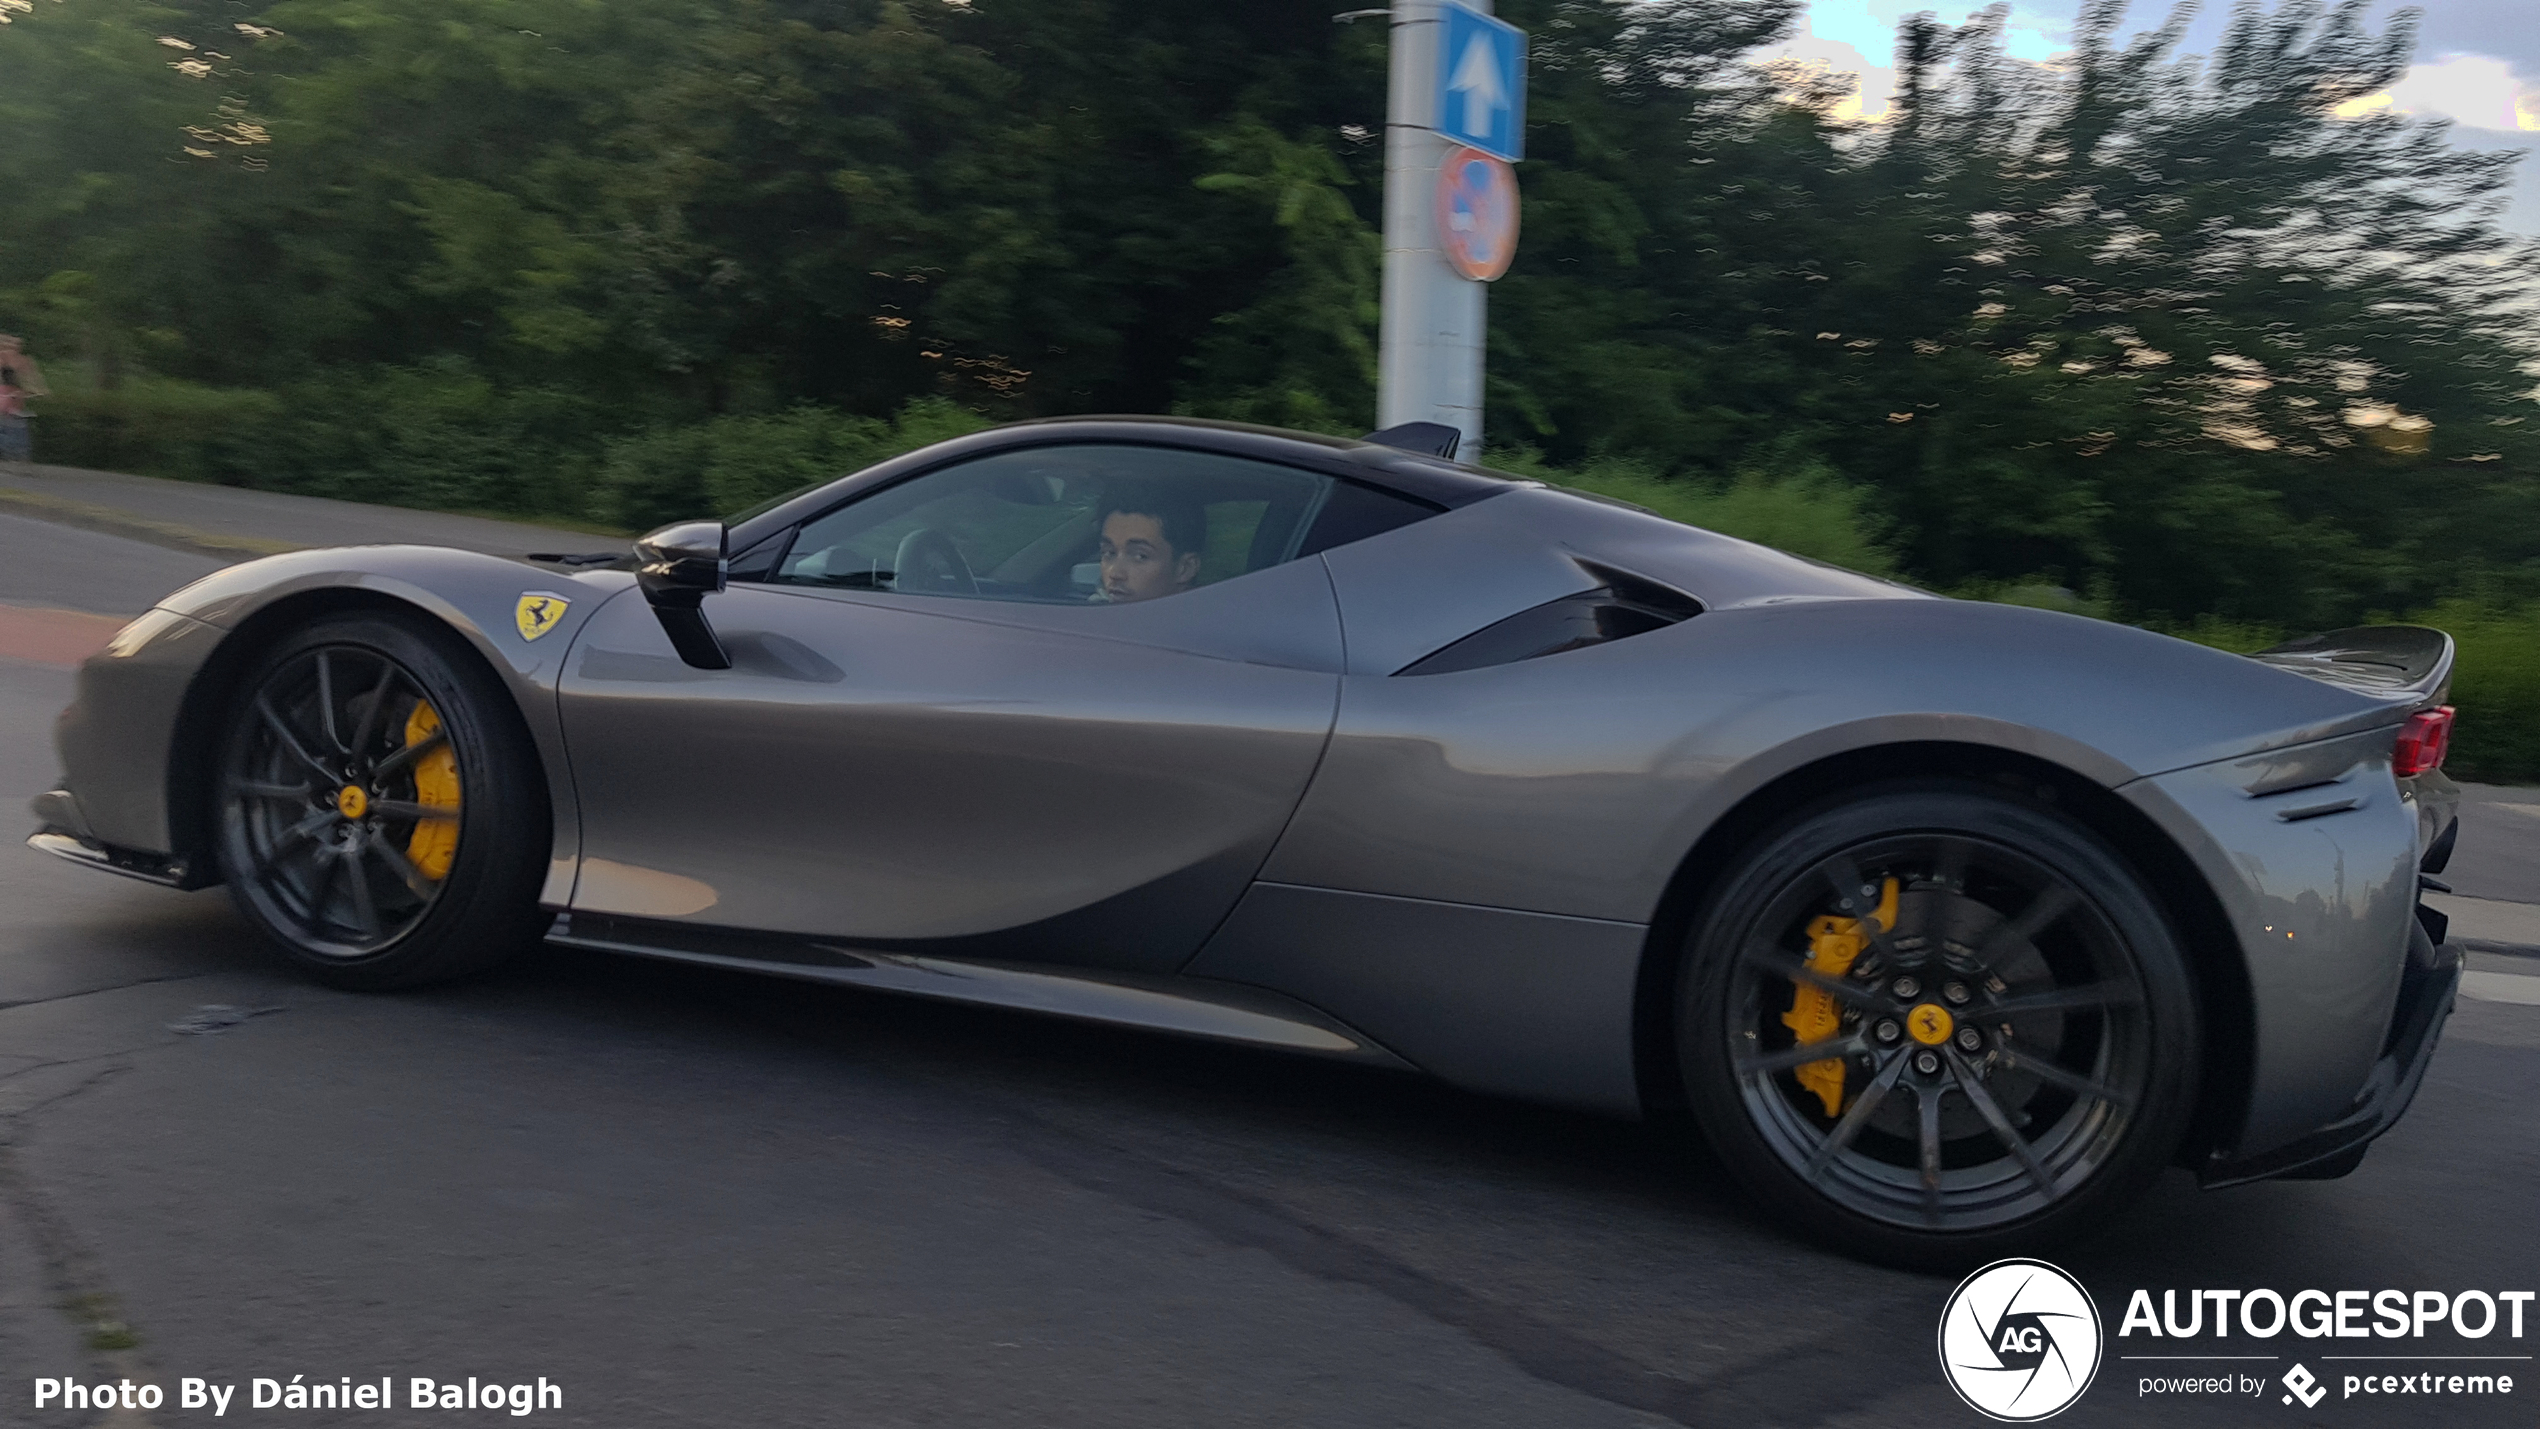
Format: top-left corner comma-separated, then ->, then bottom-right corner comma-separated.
1781,877 -> 1899,1117
401,700 -> 461,880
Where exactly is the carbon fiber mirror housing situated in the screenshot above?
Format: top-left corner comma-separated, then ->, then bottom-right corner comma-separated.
634,520 -> 732,670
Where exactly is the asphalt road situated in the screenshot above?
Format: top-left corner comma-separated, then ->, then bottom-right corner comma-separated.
2,502 -> 2536,1428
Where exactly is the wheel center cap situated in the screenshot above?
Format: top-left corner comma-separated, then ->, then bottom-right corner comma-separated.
335,785 -> 368,820
1907,1002 -> 1954,1045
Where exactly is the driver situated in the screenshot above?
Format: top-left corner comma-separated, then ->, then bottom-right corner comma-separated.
1096,484 -> 1206,603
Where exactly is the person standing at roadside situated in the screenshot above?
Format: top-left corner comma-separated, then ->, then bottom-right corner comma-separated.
0,335 -> 48,471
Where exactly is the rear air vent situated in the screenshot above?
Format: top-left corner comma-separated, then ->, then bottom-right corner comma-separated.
1396,565 -> 1700,676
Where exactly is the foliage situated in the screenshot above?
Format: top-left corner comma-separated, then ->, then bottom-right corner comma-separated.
1,0 -> 2536,696
2152,614 -> 2287,657
32,362 -> 615,519
2412,600 -> 2540,785
33,376 -> 286,482
2149,600 -> 2540,783
1179,121 -> 1384,432
1498,448 -> 1898,576
258,364 -> 617,516
594,398 -> 992,531
1492,0 -> 2540,630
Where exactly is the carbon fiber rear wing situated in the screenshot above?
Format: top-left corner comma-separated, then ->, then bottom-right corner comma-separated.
2248,625 -> 2454,710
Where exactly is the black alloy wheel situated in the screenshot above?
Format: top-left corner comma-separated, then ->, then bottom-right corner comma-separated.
214,611 -> 549,989
1679,783 -> 2199,1267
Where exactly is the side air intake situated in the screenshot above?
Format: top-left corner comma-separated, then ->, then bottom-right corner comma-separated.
1395,565 -> 1701,676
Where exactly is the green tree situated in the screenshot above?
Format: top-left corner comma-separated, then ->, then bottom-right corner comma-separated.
3,0 -> 2534,635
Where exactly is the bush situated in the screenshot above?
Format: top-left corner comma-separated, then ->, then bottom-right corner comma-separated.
593,398 -> 993,532
2411,600 -> 2540,786
2154,615 -> 2286,656
32,367 -> 999,536
1491,449 -> 1898,576
30,376 -> 286,479
27,363 -> 617,524
592,423 -> 722,534
254,363 -> 614,520
2139,602 -> 2539,785
1953,577 -> 2111,620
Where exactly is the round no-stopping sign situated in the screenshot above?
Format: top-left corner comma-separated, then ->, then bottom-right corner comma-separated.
1435,146 -> 1519,281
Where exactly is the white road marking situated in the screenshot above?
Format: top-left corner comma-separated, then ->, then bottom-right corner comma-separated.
2424,893 -> 2540,948
2461,971 -> 2540,1007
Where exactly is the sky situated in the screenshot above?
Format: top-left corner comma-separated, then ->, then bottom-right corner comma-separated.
1768,0 -> 2540,233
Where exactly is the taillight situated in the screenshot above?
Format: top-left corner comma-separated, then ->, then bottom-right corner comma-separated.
2393,706 -> 2454,778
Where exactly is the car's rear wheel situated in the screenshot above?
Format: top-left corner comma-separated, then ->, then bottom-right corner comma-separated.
213,610 -> 549,989
1678,782 -> 2199,1267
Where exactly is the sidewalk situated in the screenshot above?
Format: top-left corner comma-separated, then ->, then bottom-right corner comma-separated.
0,461 -> 620,562
2427,893 -> 2540,953
2438,785 -> 2539,920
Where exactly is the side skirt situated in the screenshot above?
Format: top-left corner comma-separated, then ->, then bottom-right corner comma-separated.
545,910 -> 1415,1069
1184,883 -> 1649,1119
27,828 -> 205,889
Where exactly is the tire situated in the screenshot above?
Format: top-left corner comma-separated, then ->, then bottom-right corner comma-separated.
212,609 -> 551,990
1677,781 -> 2200,1268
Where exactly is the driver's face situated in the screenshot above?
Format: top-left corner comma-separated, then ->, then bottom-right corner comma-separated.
1099,511 -> 1199,603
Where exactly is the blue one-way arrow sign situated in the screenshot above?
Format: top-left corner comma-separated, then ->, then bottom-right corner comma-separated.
1434,3 -> 1524,162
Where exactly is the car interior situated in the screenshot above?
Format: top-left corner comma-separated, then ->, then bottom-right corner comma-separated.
757,443 -> 1429,604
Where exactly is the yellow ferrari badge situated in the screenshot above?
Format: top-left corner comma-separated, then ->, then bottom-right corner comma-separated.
515,592 -> 571,642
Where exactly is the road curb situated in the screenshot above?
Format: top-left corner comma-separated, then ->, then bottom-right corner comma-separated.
0,486 -> 299,564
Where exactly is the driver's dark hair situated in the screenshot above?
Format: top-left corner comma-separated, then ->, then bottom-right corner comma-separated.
1099,481 -> 1206,558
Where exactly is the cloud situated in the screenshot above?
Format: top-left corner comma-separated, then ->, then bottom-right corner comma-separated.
1776,3 -> 2539,233
1803,0 -> 2070,65
1781,0 -> 2076,121
2404,0 -> 2540,85
2332,50 -> 2540,236
1766,12 -> 1897,121
2373,52 -> 2540,132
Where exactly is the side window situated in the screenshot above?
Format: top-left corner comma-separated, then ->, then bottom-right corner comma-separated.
1296,478 -> 1440,556
765,445 -> 1335,605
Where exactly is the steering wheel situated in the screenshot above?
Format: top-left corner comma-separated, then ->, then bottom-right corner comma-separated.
891,527 -> 977,596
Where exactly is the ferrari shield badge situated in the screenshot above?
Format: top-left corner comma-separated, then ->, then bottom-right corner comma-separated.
514,592 -> 571,642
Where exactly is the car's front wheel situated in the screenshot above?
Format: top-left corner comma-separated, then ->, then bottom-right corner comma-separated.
213,610 -> 550,989
1678,782 -> 2200,1267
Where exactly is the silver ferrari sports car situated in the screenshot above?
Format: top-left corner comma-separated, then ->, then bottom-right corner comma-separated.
32,416 -> 2466,1264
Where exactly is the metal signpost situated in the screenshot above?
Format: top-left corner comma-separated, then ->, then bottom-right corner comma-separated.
1375,1 -> 1524,459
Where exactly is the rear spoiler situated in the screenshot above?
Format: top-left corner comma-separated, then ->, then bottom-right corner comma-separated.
1361,421 -> 1462,460
2248,625 -> 2453,708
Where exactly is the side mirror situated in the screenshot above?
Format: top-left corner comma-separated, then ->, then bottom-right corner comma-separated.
634,520 -> 732,670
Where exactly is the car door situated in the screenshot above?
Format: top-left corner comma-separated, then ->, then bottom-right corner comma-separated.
555,441 -> 1402,976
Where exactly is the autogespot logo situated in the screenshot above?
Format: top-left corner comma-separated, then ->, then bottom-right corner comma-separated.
1940,1259 -> 2105,1421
